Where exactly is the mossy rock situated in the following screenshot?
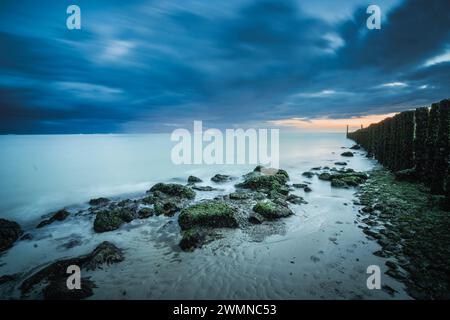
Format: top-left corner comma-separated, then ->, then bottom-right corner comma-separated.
318,172 -> 332,181
211,174 -> 232,183
93,208 -> 135,233
36,209 -> 70,228
253,201 -> 293,219
148,183 -> 195,199
178,201 -> 238,230
89,197 -> 110,206
187,175 -> 202,184
236,174 -> 288,191
154,200 -> 181,216
138,207 -> 155,219
179,228 -> 206,251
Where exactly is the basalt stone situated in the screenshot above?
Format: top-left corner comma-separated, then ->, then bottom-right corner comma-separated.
0,218 -> 23,252
178,201 -> 238,230
36,209 -> 70,228
334,162 -> 347,166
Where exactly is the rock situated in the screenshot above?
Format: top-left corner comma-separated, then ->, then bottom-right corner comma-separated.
253,165 -> 264,172
148,183 -> 195,199
93,208 -> 135,233
304,186 -> 312,193
236,172 -> 289,193
154,200 -> 181,216
211,174 -> 232,183
248,212 -> 265,224
276,169 -> 289,179
286,194 -> 306,205
0,273 -> 20,285
36,209 -> 70,229
20,233 -> 33,241
0,218 -> 23,252
334,162 -> 347,166
187,175 -> 202,184
61,239 -> 82,249
350,145 -> 361,150
302,171 -> 314,178
229,192 -> 251,200
178,201 -> 238,230
330,172 -> 368,188
341,151 -> 354,157
253,200 -> 293,220
20,241 -> 123,295
311,167 -> 321,171
137,207 -> 155,219
43,277 -> 96,300
88,197 -> 110,206
292,183 -> 308,189
192,186 -> 217,191
179,229 -> 206,251
83,241 -> 124,270
318,172 -> 332,181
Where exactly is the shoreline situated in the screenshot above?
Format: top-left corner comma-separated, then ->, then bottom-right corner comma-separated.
0,145 -> 413,300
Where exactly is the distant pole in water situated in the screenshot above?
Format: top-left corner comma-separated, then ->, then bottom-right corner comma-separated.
361,124 -> 363,129
346,125 -> 349,138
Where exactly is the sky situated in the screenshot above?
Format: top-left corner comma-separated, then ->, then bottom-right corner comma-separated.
0,0 -> 449,133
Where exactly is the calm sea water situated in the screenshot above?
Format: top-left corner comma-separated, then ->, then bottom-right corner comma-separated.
0,132 -> 411,299
0,132 -> 363,223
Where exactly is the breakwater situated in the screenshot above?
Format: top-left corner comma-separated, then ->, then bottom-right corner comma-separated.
347,99 -> 450,197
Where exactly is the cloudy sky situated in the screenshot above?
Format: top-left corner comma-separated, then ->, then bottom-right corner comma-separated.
0,0 -> 449,133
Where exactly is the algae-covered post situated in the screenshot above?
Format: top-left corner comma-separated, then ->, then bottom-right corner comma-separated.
347,99 -> 450,204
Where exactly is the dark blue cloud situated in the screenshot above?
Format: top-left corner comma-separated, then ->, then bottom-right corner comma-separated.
0,0 -> 449,133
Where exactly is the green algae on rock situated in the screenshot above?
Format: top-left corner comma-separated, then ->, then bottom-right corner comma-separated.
356,169 -> 450,299
252,200 -> 293,220
178,201 -> 238,230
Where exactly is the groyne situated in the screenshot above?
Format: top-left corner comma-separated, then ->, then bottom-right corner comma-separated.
347,99 -> 450,201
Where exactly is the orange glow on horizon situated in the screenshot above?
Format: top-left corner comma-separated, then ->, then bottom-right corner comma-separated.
269,113 -> 398,132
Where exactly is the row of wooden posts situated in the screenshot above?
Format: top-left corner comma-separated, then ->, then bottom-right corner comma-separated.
346,99 -> 450,199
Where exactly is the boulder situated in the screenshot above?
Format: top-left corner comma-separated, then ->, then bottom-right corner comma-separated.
93,208 -> 135,233
341,151 -> 354,157
302,171 -> 314,178
88,197 -> 110,206
187,175 -> 202,184
21,241 -> 123,295
350,145 -> 361,150
0,218 -> 23,252
211,174 -> 232,183
137,207 -> 155,219
318,172 -> 332,181
179,229 -> 206,251
43,277 -> 96,300
252,200 -> 293,220
36,209 -> 70,228
148,183 -> 195,200
178,201 -> 238,230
